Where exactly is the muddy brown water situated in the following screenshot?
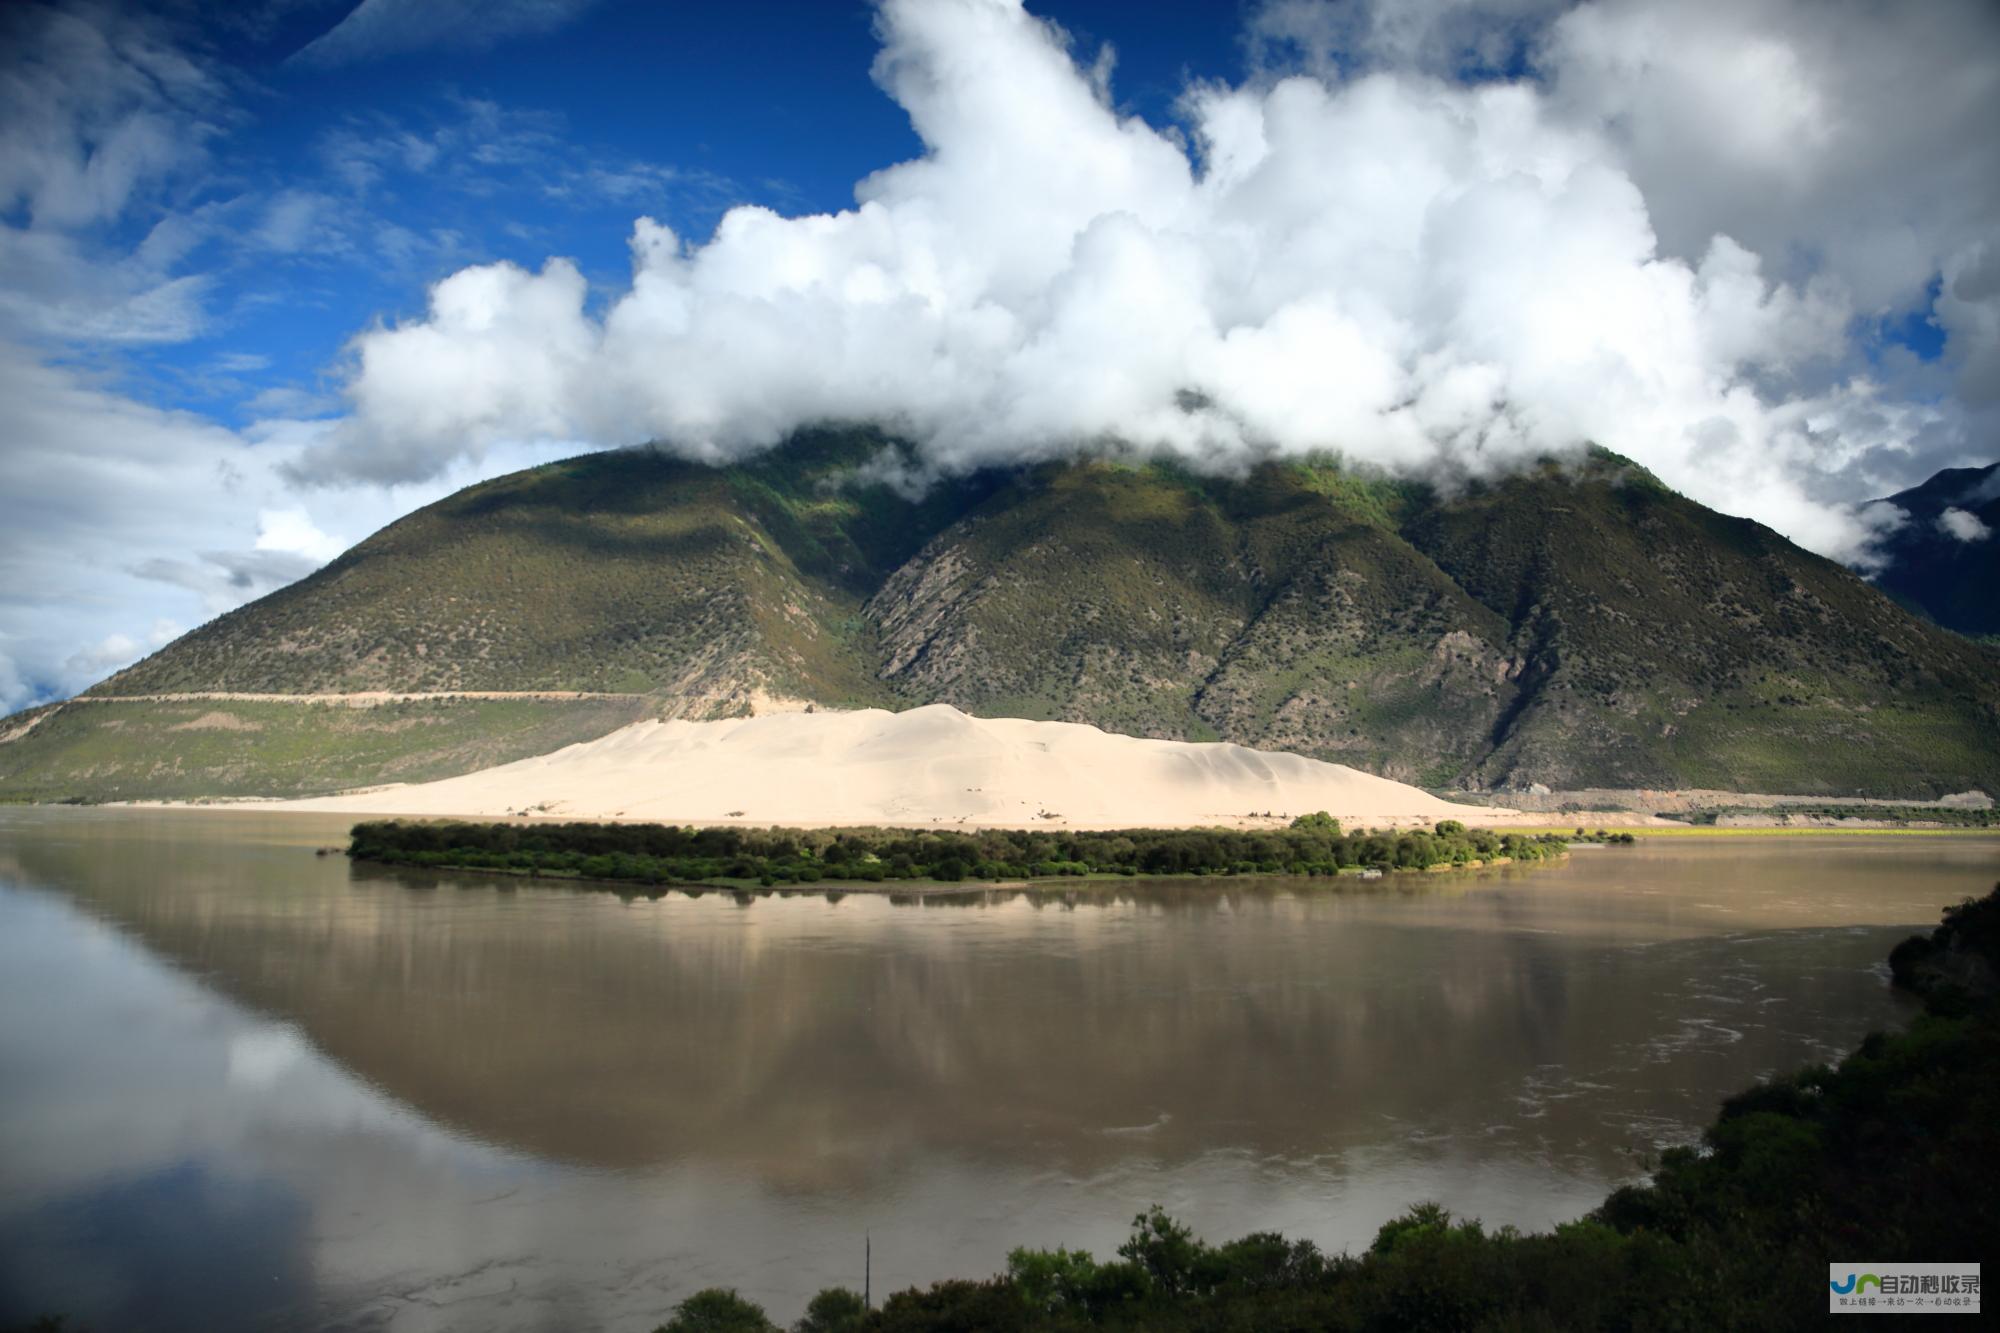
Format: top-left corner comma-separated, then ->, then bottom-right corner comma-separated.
0,807 -> 1993,1330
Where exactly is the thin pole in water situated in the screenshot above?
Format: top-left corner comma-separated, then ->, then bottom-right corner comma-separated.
865,1232 -> 871,1309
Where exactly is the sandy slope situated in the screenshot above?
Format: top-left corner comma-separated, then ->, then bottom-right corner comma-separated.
279,704 -> 1503,827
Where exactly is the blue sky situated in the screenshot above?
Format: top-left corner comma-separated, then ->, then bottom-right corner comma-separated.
113,3 -> 923,424
2,0 -> 1996,711
107,0 -> 1257,432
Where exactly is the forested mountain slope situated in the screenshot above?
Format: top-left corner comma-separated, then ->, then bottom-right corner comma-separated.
14,432 -> 1994,799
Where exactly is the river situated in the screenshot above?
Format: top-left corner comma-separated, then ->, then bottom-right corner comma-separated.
0,808 -> 1992,1330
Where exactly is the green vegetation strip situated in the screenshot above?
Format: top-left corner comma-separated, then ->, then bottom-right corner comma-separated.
645,885 -> 2000,1332
347,814 -> 1583,889
1654,803 -> 1998,828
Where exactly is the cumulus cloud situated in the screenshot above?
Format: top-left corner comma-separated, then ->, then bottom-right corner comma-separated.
290,0 -> 604,66
1938,507 -> 1991,542
308,0 -> 1998,563
1543,0 -> 1999,300
254,507 -> 347,563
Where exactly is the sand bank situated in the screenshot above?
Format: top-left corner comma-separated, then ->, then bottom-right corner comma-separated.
277,704 -> 1507,828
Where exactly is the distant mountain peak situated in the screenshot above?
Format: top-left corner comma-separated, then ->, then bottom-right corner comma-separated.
1869,459 -> 2000,638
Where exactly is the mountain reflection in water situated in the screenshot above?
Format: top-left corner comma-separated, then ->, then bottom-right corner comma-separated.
0,808 -> 1992,1330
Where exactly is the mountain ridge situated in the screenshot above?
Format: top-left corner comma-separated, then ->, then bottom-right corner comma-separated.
9,430 -> 1996,801
1869,460 -> 2000,639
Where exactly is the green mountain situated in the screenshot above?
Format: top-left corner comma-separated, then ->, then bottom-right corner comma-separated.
1869,461 -> 2000,639
6,430 -> 1997,801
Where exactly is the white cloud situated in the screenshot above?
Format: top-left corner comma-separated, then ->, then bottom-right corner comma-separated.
0,649 -> 28,716
1939,241 -> 2000,408
1541,0 -> 2000,461
0,4 -> 230,345
302,0 -> 2000,563
62,620 -> 180,681
290,0 -> 604,66
253,189 -> 338,254
254,507 -> 346,563
0,343 -> 287,709
128,549 -> 325,615
0,339 -> 569,712
1938,507 -> 1991,542
1543,0 -> 1999,297
0,224 -> 211,342
0,3 -> 226,229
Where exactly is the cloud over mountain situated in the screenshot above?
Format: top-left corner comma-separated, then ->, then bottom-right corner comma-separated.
2,0 -> 1995,714
313,0 -> 2000,563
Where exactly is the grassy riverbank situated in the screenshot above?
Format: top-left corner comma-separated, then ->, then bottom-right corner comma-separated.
1656,802 -> 1998,829
0,695 -> 649,803
1509,823 -> 1999,838
656,884 -> 2000,1332
347,815 -> 1577,889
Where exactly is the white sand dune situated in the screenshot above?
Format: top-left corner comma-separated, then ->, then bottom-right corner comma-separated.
280,704 -> 1506,827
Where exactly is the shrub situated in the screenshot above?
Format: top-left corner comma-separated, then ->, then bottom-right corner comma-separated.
793,1287 -> 866,1333
653,1287 -> 776,1333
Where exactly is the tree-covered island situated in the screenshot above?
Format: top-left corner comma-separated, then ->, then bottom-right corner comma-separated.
345,815 -> 1608,889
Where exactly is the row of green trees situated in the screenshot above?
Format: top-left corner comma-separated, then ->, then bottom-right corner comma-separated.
347,815 -> 1572,888
651,884 -> 2000,1331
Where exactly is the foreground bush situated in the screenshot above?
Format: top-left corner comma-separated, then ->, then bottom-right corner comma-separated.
655,1287 -> 777,1333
